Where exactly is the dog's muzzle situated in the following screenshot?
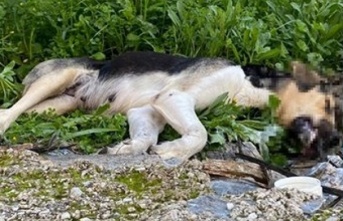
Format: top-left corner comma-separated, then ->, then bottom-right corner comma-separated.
290,116 -> 342,160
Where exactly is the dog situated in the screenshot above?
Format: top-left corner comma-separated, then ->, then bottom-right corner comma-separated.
0,51 -> 341,163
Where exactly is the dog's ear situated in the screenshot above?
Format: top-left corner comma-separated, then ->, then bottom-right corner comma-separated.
291,61 -> 323,92
334,98 -> 343,131
329,76 -> 343,131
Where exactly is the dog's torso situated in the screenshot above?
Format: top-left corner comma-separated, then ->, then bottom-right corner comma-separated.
25,52 -> 271,114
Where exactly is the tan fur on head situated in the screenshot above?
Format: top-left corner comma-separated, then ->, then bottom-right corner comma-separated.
274,61 -> 340,159
276,61 -> 335,127
276,82 -> 335,127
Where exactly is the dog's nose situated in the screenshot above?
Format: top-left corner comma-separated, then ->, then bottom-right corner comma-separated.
298,128 -> 317,145
290,116 -> 316,145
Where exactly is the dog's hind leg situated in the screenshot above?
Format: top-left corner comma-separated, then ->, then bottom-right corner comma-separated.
26,94 -> 79,115
105,105 -> 166,155
0,69 -> 79,134
150,90 -> 207,164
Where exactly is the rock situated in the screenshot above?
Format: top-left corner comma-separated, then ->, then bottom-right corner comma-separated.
127,207 -> 136,213
79,218 -> 92,221
38,209 -> 50,217
301,198 -> 324,214
327,155 -> 343,168
321,168 -> 343,188
100,212 -> 111,219
187,195 -> 229,219
72,210 -> 81,219
248,212 -> 258,219
160,209 -> 180,220
82,181 -> 93,187
46,149 -> 76,156
268,170 -> 287,184
226,203 -> 234,210
307,162 -> 343,189
325,217 -> 340,221
307,162 -> 336,177
69,187 -> 83,199
122,197 -> 133,203
162,157 -> 184,168
204,142 -> 262,160
61,212 -> 71,220
211,180 -> 258,196
240,142 -> 263,160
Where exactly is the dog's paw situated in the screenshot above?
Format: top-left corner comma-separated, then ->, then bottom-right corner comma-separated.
101,139 -> 149,156
0,109 -> 12,135
150,142 -> 188,162
107,140 -> 135,155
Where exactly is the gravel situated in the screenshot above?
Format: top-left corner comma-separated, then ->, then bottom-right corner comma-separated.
0,147 -> 342,220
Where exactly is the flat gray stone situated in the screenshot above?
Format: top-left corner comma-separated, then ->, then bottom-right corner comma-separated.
187,195 -> 229,219
43,153 -> 162,170
210,180 -> 258,196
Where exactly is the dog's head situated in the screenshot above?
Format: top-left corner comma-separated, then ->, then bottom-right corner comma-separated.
276,61 -> 342,160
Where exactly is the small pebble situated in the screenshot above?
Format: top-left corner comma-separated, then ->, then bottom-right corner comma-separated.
70,187 -> 83,198
248,212 -> 258,220
61,212 -> 71,220
226,203 -> 235,210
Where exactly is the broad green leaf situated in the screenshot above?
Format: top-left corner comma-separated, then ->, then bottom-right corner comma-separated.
127,33 -> 140,42
307,52 -> 324,66
325,23 -> 343,40
256,48 -> 281,61
167,9 -> 180,26
94,103 -> 111,115
296,40 -> 308,52
290,2 -> 302,14
208,132 -> 226,145
268,95 -> 281,110
66,128 -> 121,139
1,61 -> 15,75
295,20 -> 307,33
90,52 -> 106,61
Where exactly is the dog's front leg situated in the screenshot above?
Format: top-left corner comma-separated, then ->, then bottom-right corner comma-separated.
105,105 -> 166,155
0,69 -> 78,134
150,90 -> 207,164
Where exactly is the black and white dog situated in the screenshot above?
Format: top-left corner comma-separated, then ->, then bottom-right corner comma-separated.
0,52 -> 340,162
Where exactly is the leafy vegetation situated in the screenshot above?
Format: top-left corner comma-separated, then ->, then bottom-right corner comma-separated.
3,105 -> 127,154
0,0 -> 342,163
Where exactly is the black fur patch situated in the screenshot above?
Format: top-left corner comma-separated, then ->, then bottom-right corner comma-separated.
98,51 -> 203,80
59,57 -> 106,70
296,82 -> 317,92
242,64 -> 291,90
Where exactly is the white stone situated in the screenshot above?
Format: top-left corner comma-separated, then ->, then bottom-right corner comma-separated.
70,187 -> 83,198
61,212 -> 71,220
226,202 -> 235,210
248,212 -> 258,220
